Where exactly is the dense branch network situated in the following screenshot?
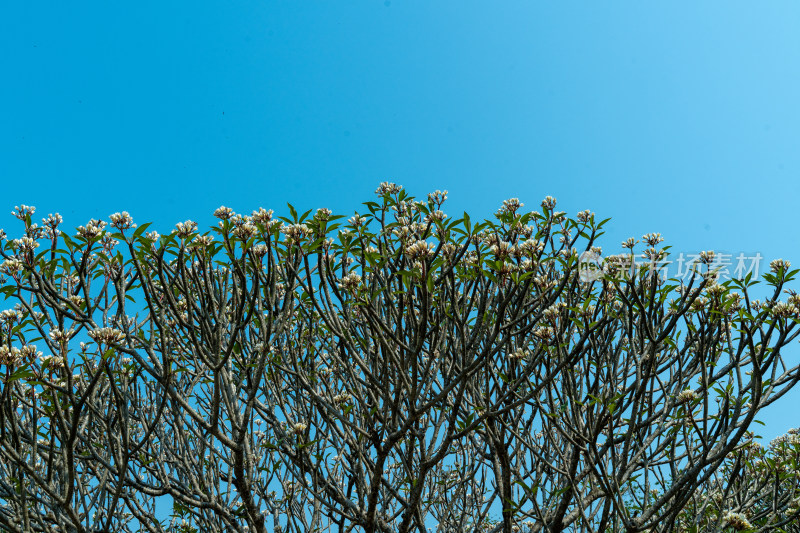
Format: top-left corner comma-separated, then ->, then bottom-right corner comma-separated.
0,185 -> 798,532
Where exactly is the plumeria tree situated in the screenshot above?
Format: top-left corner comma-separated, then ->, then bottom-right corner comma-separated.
658,428 -> 800,532
0,184 -> 799,533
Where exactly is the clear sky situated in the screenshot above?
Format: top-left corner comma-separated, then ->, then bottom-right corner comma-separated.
2,0 -> 800,522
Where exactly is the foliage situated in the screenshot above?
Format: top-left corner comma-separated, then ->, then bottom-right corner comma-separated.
0,186 -> 799,532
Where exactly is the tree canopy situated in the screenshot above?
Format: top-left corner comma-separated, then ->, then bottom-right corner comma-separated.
0,184 -> 799,532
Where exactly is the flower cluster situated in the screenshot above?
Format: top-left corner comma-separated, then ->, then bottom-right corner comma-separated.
499,198 -> 524,215
640,247 -> 666,262
406,240 -> 434,260
770,301 -> 796,318
332,393 -> 352,405
376,181 -> 402,196
109,211 -> 136,231
507,348 -> 530,360
41,213 -> 63,239
250,207 -> 274,226
490,240 -> 511,259
698,250 -> 715,264
533,326 -> 555,341
0,308 -> 24,325
88,327 -> 126,345
280,223 -> 310,242
427,189 -> 448,206
425,209 -> 447,223
770,258 -> 791,274
49,328 -> 74,344
11,204 -> 36,220
233,223 -> 258,241
542,302 -> 566,321
12,236 -> 39,254
338,273 -> 362,292
677,389 -> 700,404
251,244 -> 268,258
173,220 -> 198,239
517,238 -> 544,257
722,511 -> 752,531
213,206 -> 233,220
39,353 -> 66,370
76,219 -> 107,240
314,208 -> 332,221
0,346 -> 22,365
642,233 -> 664,246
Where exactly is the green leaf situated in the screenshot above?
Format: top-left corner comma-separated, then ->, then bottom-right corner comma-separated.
133,222 -> 152,239
7,366 -> 34,382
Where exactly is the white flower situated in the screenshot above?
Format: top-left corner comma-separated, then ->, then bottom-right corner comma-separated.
233,223 -> 258,241
500,198 -> 524,215
20,345 -> 41,362
677,389 -> 700,404
49,328 -> 74,344
722,511 -> 752,531
0,309 -> 24,324
333,393 -> 352,405
12,205 -> 36,219
252,244 -> 268,258
770,258 -> 791,274
315,208 -> 332,221
109,211 -> 136,230
376,181 -> 402,196
76,219 -> 107,240
39,353 -> 66,369
491,241 -> 513,260
541,196 -> 557,210
771,301 -> 795,318
174,220 -> 198,239
280,223 -> 310,242
229,213 -> 250,227
518,238 -> 544,257
12,237 -> 39,253
507,348 -> 529,360
406,240 -> 434,260
250,207 -> 274,225
42,213 -> 63,228
698,250 -> 715,264
213,206 -> 234,220
427,189 -> 448,206
425,210 -> 447,223
88,327 -> 125,345
192,235 -> 214,247
640,247 -> 666,262
642,233 -> 664,246
0,346 -> 22,365
542,302 -> 566,320
338,273 -> 362,292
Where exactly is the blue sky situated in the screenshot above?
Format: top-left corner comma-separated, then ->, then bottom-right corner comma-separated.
2,0 -> 800,524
